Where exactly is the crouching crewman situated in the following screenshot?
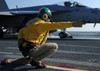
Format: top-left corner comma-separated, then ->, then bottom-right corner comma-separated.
0,7 -> 86,68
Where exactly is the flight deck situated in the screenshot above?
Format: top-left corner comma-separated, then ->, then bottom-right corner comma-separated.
0,36 -> 100,71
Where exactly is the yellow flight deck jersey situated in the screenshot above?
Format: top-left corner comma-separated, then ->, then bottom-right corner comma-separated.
18,18 -> 73,46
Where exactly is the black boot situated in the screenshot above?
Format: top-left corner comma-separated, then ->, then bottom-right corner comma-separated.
30,60 -> 46,68
0,59 -> 9,66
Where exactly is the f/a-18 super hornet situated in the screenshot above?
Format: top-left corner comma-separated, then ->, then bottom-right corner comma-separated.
0,0 -> 100,38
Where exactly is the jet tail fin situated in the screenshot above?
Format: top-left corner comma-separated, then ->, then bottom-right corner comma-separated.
0,0 -> 9,11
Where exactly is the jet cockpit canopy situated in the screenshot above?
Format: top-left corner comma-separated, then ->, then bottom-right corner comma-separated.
57,1 -> 86,7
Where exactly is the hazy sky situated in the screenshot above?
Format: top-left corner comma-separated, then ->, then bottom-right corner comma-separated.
5,0 -> 100,31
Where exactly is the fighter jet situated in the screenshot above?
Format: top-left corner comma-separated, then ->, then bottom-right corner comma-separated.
0,0 -> 100,38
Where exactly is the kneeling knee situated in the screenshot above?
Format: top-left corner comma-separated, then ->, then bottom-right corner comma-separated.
52,43 -> 58,50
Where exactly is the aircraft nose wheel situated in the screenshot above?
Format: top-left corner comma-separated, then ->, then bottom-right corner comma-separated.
59,32 -> 67,38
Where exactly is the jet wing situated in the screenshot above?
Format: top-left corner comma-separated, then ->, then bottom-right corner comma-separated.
0,12 -> 13,16
10,11 -> 38,15
0,11 -> 38,16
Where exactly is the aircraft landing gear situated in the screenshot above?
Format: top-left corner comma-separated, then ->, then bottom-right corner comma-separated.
59,32 -> 67,38
0,29 -> 3,38
59,32 -> 73,38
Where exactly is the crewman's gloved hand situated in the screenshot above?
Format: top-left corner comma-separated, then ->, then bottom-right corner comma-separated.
72,20 -> 86,27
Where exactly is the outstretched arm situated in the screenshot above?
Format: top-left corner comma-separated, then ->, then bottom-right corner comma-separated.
37,21 -> 86,33
37,22 -> 72,33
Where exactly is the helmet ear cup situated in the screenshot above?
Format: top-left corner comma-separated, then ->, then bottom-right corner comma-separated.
42,14 -> 48,19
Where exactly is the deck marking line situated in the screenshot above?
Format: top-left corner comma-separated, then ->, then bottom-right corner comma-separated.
43,63 -> 100,71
